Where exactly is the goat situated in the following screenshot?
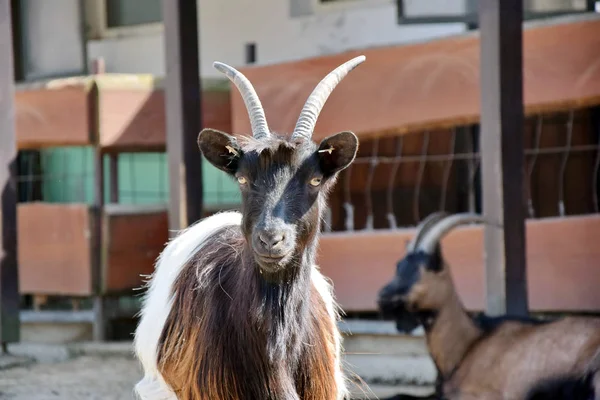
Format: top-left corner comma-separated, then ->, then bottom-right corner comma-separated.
133,55 -> 365,400
377,212 -> 600,400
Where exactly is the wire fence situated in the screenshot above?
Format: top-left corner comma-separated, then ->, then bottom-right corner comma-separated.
16,148 -> 241,206
324,107 -> 600,232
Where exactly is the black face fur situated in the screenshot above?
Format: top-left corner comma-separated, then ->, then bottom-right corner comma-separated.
377,246 -> 443,333
198,128 -> 358,275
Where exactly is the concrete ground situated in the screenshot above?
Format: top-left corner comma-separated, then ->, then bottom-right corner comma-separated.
0,340 -> 434,399
0,354 -> 141,400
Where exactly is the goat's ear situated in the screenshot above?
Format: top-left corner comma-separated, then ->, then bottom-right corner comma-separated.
197,128 -> 243,175
316,131 -> 359,177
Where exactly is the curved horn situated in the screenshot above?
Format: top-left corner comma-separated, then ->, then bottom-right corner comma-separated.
213,62 -> 270,139
291,55 -> 366,141
406,211 -> 450,252
418,213 -> 487,255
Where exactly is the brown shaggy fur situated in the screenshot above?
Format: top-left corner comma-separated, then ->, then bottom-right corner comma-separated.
156,225 -> 340,400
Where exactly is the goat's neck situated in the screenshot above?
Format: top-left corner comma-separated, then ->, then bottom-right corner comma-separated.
244,237 -> 318,364
423,290 -> 482,378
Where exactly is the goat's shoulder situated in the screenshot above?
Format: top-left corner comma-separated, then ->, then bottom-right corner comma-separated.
472,313 -> 548,336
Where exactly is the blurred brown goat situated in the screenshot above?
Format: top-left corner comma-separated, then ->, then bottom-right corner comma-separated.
377,212 -> 600,400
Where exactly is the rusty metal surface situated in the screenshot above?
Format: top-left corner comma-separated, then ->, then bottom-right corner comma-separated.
14,77 -> 231,152
317,215 -> 600,312
102,208 -> 168,293
17,203 -> 93,296
231,15 -> 600,140
98,88 -> 230,152
15,81 -> 94,150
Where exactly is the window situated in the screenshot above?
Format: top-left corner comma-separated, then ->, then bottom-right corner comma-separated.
105,0 -> 162,28
291,0 -> 390,18
84,0 -> 163,39
395,0 -> 594,26
14,0 -> 86,80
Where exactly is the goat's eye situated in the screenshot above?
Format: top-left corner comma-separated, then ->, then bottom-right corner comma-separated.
237,176 -> 247,185
309,177 -> 322,187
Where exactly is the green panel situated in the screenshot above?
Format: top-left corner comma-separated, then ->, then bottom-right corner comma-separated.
40,147 -> 94,204
38,147 -> 241,207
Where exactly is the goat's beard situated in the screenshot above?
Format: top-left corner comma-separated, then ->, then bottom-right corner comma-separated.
378,299 -> 422,334
395,313 -> 421,334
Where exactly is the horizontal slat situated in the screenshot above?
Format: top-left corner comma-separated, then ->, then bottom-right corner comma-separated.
16,77 -> 94,150
96,75 -> 231,152
18,203 -> 94,295
15,74 -> 232,152
102,209 -> 169,293
318,214 -> 600,312
232,13 -> 600,141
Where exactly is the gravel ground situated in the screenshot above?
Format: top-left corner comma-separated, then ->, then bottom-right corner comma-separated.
0,353 -> 431,400
0,355 -> 142,400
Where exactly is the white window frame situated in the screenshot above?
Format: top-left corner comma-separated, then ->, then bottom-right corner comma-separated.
291,0 -> 392,18
83,0 -> 163,40
315,0 -> 391,12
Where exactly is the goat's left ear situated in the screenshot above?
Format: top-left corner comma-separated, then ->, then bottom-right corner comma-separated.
197,128 -> 243,175
317,131 -> 359,177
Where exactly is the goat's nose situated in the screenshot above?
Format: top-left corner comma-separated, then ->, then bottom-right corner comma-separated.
258,232 -> 285,249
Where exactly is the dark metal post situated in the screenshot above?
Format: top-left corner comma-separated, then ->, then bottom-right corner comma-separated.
91,58 -> 106,341
479,0 -> 528,317
0,0 -> 20,345
163,0 -> 203,233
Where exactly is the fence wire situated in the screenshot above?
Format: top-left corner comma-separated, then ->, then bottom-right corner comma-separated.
16,148 -> 240,207
331,107 -> 600,232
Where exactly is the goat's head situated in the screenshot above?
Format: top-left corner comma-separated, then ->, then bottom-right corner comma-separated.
198,56 -> 364,274
377,212 -> 486,333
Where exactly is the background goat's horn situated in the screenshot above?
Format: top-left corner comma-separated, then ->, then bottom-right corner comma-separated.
213,61 -> 270,139
418,213 -> 487,255
406,211 -> 450,252
291,55 -> 366,141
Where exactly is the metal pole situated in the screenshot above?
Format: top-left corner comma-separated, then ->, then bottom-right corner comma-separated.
479,0 -> 528,317
0,0 -> 20,345
163,0 -> 203,233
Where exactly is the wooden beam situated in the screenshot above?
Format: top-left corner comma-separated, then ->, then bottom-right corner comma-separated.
316,215 -> 600,313
0,0 -> 20,345
91,59 -> 106,341
478,0 -> 528,317
163,0 -> 203,232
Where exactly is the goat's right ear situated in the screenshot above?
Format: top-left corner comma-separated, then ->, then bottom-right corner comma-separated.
197,128 -> 243,175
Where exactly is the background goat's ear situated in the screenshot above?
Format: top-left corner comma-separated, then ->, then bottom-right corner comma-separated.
317,131 -> 359,177
197,128 -> 243,175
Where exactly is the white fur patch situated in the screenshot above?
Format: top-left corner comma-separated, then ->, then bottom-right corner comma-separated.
133,211 -> 242,399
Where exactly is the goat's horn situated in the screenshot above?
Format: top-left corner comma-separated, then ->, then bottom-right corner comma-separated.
291,55 -> 366,141
418,213 -> 487,255
213,62 -> 270,140
406,211 -> 450,252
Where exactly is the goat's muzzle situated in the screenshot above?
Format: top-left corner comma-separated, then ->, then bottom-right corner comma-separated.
252,227 -> 294,272
377,291 -> 422,334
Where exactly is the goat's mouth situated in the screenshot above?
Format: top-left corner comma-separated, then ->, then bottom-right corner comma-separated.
377,297 -> 422,334
377,295 -> 404,317
253,251 -> 293,271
